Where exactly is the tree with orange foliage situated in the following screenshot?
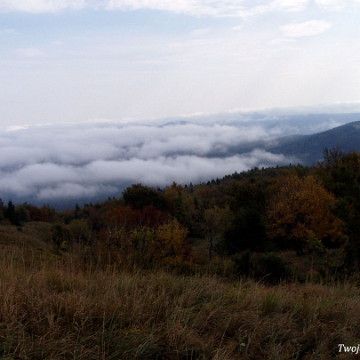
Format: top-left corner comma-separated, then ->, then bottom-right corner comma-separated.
99,204 -> 189,267
156,219 -> 189,263
267,175 -> 343,255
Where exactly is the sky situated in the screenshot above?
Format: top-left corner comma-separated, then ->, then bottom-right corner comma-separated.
1,0 -> 360,207
1,0 -> 360,127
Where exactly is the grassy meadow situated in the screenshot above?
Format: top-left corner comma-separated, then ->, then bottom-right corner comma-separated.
0,224 -> 359,360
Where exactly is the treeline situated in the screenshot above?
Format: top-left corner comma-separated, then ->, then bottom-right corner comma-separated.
0,200 -> 56,226
2,147 -> 360,282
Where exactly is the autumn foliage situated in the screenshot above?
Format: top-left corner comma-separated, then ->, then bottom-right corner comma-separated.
4,148 -> 360,277
98,204 -> 189,268
267,174 -> 344,255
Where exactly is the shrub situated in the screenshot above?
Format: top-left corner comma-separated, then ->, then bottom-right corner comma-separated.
234,251 -> 290,284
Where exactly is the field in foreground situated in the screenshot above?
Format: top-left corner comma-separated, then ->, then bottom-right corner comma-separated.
0,227 -> 359,360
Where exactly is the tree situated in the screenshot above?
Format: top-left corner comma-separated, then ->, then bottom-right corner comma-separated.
220,208 -> 269,254
69,219 -> 92,244
321,146 -> 344,168
163,182 -> 197,234
4,200 -> 21,226
99,204 -> 189,268
15,205 -> 30,225
123,184 -> 167,211
217,182 -> 269,255
51,224 -> 72,250
154,219 -> 190,264
267,175 -> 343,255
202,206 -> 232,260
316,150 -> 360,270
99,219 -> 189,268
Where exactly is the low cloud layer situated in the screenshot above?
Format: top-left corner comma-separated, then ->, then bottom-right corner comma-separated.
0,110 -> 356,207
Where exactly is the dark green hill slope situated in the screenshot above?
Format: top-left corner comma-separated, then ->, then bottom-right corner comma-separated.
265,120 -> 360,165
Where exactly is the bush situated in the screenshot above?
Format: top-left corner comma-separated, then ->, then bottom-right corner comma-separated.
233,251 -> 290,284
233,250 -> 254,277
257,253 -> 289,284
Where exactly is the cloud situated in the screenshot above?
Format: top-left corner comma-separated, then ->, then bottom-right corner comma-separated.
0,0 -> 313,16
1,0 -> 359,16
271,0 -> 309,12
0,108 -> 355,206
0,120 -> 282,204
0,0 -> 87,13
253,0 -> 310,15
104,0 -> 245,17
103,0 -> 316,17
281,20 -> 332,37
313,0 -> 356,10
0,0 -> 241,15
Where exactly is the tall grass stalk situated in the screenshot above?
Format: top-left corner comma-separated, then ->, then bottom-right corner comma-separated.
0,247 -> 359,359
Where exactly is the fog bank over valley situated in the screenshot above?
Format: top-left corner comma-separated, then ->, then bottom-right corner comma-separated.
2,109 -> 359,208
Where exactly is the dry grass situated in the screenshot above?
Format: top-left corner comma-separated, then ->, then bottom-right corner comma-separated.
0,225 -> 359,359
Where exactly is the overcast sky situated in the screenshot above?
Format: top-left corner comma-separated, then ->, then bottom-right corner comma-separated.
1,0 -> 360,127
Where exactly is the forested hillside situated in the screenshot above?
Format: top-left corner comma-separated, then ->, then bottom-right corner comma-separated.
263,120 -> 360,165
1,147 -> 360,281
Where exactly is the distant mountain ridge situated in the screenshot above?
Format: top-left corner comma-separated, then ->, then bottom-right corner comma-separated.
263,120 -> 360,165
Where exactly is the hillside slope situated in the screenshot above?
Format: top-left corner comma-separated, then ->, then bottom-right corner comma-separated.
264,120 -> 360,165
